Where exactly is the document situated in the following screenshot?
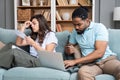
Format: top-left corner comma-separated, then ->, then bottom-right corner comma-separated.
12,45 -> 21,49
12,45 -> 27,53
15,30 -> 26,39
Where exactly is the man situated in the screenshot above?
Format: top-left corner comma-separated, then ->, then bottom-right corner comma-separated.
64,6 -> 120,80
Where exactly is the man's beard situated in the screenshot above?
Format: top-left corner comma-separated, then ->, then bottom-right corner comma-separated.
76,28 -> 86,34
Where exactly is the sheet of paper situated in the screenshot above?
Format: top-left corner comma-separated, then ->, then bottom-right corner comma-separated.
12,45 -> 27,53
15,30 -> 26,39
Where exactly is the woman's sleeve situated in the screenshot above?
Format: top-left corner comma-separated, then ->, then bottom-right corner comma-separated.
46,32 -> 58,45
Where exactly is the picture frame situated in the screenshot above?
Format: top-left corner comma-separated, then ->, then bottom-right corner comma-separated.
22,0 -> 30,6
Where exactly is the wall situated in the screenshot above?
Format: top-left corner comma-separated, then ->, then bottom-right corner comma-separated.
95,0 -> 120,29
94,0 -> 100,23
94,0 -> 115,28
114,0 -> 120,29
0,0 -> 119,29
0,0 -> 6,28
100,0 -> 115,29
0,0 -> 14,29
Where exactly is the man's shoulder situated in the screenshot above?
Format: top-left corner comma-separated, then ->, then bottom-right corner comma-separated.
92,22 -> 105,27
92,22 -> 106,30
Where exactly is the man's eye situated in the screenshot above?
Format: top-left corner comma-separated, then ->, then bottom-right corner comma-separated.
73,23 -> 81,27
77,24 -> 81,26
73,24 -> 76,26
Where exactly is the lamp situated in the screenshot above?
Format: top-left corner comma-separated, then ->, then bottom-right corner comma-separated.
113,7 -> 120,21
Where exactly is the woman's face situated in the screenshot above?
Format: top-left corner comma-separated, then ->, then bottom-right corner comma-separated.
31,18 -> 39,32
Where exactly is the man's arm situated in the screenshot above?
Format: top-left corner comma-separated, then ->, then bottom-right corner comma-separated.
64,40 -> 107,68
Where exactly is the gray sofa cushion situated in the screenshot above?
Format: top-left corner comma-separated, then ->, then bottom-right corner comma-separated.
108,29 -> 120,60
69,73 -> 115,80
55,30 -> 70,54
4,67 -> 70,80
0,28 -> 17,44
0,68 -> 6,80
0,28 -> 31,44
95,74 -> 115,80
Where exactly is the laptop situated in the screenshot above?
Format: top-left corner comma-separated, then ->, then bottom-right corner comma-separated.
37,51 -> 67,71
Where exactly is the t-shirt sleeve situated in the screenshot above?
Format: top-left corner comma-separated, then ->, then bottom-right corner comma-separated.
69,29 -> 77,44
95,23 -> 108,41
46,32 -> 58,45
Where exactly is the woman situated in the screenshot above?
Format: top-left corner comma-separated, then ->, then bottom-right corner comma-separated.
0,14 -> 58,69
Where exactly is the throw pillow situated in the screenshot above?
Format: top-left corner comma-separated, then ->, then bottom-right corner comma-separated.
55,30 -> 70,54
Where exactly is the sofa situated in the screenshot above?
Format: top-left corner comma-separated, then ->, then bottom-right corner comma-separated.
0,27 -> 120,80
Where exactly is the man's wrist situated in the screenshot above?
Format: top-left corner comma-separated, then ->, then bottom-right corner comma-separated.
74,59 -> 78,65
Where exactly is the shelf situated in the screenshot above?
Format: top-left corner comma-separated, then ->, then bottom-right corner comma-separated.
56,20 -> 72,23
17,5 -> 92,9
17,6 -> 51,9
15,0 -> 93,31
56,5 -> 92,8
17,20 -> 51,23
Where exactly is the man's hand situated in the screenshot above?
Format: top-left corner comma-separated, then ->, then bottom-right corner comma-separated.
64,60 -> 76,68
65,45 -> 76,55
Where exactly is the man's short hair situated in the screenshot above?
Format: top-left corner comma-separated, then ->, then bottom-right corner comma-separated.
72,6 -> 89,20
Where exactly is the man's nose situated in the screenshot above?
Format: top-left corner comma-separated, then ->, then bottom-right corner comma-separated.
75,25 -> 79,29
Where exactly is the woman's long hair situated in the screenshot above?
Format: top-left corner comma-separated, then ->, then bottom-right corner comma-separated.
30,14 -> 51,44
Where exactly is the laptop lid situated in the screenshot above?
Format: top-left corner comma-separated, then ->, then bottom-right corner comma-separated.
37,51 -> 66,71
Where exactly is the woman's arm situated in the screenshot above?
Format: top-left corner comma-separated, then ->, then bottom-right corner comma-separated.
26,36 -> 56,52
45,43 -> 56,52
16,21 -> 32,46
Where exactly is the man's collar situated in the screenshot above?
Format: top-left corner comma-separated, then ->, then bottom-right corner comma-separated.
86,21 -> 93,30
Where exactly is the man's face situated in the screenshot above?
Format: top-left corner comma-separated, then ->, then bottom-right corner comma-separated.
72,17 -> 88,34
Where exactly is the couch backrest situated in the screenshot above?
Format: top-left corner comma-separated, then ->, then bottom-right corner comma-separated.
0,28 -> 70,54
55,31 -> 70,54
0,28 -> 31,44
55,29 -> 120,60
1,28 -> 119,60
108,29 -> 120,60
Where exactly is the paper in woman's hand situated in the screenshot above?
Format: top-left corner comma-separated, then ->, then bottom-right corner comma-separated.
15,30 -> 26,39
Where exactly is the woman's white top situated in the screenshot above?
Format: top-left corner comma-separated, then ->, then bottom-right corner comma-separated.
30,32 -> 58,57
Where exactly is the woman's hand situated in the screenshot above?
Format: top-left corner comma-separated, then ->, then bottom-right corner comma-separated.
25,36 -> 35,46
20,21 -> 32,32
24,21 -> 32,28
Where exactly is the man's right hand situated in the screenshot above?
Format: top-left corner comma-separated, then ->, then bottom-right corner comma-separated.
65,45 -> 75,55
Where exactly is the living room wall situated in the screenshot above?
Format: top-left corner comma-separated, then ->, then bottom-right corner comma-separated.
0,0 -> 14,29
0,0 -> 119,29
99,0 -> 115,29
114,0 -> 120,29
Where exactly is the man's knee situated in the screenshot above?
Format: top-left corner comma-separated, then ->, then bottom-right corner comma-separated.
78,66 -> 91,76
115,66 -> 120,80
78,66 -> 95,80
78,65 -> 102,80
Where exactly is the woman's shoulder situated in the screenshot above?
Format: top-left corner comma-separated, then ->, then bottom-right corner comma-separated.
47,31 -> 55,35
45,31 -> 56,37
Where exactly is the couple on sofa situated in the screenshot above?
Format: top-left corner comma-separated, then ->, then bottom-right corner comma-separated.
0,6 -> 120,80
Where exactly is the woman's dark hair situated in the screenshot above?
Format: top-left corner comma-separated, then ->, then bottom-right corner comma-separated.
72,6 -> 89,20
30,14 -> 51,43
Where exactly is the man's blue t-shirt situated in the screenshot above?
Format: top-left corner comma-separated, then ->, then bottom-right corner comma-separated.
69,22 -> 116,61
